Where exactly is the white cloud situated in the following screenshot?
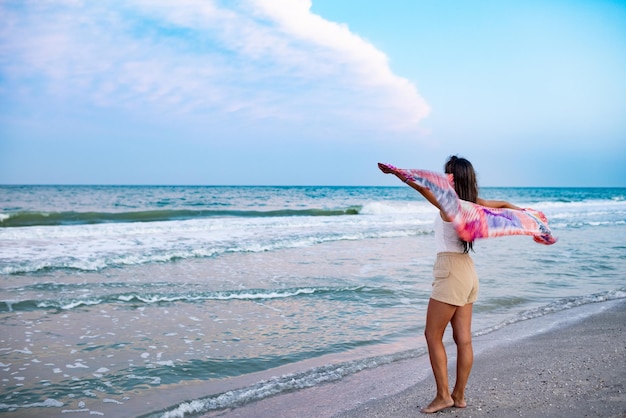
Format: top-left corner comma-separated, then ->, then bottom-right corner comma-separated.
0,0 -> 429,131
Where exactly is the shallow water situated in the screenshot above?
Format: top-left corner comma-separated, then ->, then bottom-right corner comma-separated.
1,185 -> 625,417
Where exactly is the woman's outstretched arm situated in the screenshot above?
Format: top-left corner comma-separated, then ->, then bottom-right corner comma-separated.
378,163 -> 447,217
476,198 -> 522,210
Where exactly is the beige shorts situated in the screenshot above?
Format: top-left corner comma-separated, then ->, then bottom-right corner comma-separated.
431,252 -> 479,307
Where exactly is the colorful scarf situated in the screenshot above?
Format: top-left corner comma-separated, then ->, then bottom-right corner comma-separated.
379,163 -> 557,245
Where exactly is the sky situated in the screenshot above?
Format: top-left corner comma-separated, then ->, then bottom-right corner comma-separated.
1,0 -> 625,187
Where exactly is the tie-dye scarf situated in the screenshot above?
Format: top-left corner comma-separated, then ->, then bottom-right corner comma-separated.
379,163 -> 557,245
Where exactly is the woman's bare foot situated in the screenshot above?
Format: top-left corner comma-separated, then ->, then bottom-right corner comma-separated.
453,396 -> 467,408
420,396 -> 454,414
452,391 -> 467,408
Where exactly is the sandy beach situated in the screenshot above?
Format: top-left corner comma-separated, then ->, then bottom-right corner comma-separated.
206,299 -> 626,418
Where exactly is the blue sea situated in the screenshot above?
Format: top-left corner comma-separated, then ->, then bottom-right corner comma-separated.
1,185 -> 625,417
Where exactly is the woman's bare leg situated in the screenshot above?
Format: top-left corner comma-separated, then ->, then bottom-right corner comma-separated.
450,302 -> 473,408
421,298 -> 457,414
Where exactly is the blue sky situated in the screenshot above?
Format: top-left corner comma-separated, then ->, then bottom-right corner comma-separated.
1,0 -> 625,186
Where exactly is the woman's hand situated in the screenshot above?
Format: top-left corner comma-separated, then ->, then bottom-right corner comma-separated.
378,163 -> 409,182
378,162 -> 394,174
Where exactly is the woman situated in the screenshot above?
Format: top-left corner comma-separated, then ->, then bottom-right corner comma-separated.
380,156 -> 521,413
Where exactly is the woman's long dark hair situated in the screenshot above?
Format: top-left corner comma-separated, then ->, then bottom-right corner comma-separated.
444,156 -> 478,253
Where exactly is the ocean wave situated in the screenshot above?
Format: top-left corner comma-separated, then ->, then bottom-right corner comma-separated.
536,198 -> 626,211
0,207 -> 362,227
0,286 -> 371,313
140,347 -> 428,418
0,226 -> 426,275
359,201 -> 434,215
3,197 -> 622,228
473,288 -> 626,336
0,398 -> 64,411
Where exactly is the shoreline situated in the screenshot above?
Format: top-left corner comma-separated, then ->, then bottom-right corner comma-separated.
202,298 -> 626,418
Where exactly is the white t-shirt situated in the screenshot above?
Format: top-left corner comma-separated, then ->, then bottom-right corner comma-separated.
434,214 -> 464,253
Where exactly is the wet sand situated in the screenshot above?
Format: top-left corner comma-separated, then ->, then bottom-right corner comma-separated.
206,299 -> 626,418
